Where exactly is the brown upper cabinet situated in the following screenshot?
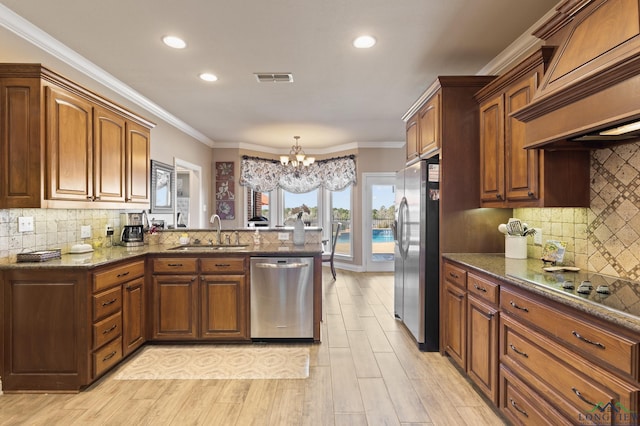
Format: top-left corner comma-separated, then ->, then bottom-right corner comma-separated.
0,63 -> 154,209
475,48 -> 590,208
405,86 -> 440,162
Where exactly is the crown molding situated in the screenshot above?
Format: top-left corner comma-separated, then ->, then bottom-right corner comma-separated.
0,4 -> 215,147
215,140 -> 404,153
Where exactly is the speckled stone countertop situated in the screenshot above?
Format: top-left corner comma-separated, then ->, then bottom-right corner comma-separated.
443,253 -> 640,335
0,243 -> 323,270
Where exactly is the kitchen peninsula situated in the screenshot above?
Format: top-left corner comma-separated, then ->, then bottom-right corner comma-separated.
0,234 -> 323,393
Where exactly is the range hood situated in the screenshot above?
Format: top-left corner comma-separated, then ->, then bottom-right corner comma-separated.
512,0 -> 640,149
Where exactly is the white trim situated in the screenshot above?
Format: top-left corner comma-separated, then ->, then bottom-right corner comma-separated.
0,4 -> 215,147
218,140 -> 404,153
362,172 -> 396,272
174,158 -> 204,228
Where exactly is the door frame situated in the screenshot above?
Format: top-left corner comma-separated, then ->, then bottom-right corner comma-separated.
362,172 -> 396,272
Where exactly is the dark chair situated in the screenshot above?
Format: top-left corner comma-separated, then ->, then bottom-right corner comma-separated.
322,222 -> 342,280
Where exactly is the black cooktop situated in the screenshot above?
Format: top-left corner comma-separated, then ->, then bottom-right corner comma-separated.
506,269 -> 640,318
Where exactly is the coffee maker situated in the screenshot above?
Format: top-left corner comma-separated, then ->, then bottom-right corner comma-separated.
120,212 -> 145,247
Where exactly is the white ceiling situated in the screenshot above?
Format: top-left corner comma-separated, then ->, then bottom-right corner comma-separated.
0,0 -> 559,150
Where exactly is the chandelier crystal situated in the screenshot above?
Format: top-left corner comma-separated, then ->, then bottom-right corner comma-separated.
280,136 -> 315,168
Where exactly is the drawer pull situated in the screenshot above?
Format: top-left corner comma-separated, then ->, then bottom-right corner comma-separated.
510,399 -> 528,417
116,271 -> 130,278
509,301 -> 529,312
215,263 -> 231,267
473,284 -> 487,292
449,272 -> 459,279
572,387 -> 597,408
572,331 -> 605,349
509,344 -> 529,358
102,324 -> 118,334
167,263 -> 183,267
101,298 -> 118,307
103,351 -> 117,362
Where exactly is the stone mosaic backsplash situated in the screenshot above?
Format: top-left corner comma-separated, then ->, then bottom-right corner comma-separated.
516,141 -> 640,281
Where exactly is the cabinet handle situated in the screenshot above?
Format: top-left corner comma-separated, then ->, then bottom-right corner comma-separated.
509,301 -> 529,312
572,331 -> 605,349
473,284 -> 487,292
101,298 -> 118,307
167,263 -> 183,267
215,263 -> 231,267
527,191 -> 534,198
94,196 -> 101,201
103,351 -> 117,361
102,324 -> 118,334
496,194 -> 503,200
509,344 -> 528,358
510,399 -> 528,417
126,197 -> 132,202
572,387 -> 597,408
449,272 -> 459,279
86,196 -> 93,200
116,271 -> 130,278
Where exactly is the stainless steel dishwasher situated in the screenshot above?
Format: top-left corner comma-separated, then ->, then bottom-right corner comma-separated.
250,256 -> 314,340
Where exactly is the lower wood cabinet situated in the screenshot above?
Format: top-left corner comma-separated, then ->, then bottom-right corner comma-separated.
443,279 -> 466,369
150,255 -> 249,341
467,294 -> 499,404
122,276 -> 145,355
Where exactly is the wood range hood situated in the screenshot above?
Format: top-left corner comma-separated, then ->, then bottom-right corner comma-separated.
512,0 -> 640,149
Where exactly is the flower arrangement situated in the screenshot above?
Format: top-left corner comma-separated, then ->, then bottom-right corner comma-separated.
286,204 -> 311,225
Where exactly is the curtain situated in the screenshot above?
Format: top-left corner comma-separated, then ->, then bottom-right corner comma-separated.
240,155 -> 356,193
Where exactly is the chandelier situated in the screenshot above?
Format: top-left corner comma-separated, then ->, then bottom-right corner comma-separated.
280,136 -> 315,168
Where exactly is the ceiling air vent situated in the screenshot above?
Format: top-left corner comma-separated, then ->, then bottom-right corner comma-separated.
254,73 -> 293,83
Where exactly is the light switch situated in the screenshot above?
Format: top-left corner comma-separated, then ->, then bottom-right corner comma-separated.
81,225 -> 92,239
533,228 -> 542,245
18,216 -> 34,232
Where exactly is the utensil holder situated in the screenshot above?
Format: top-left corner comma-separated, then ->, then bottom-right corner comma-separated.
505,235 -> 527,259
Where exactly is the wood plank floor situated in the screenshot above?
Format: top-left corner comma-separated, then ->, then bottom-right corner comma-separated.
0,269 -> 505,425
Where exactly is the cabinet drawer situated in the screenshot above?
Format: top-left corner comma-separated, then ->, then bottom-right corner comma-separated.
93,311 -> 122,349
94,260 -> 144,292
152,258 -> 198,274
443,262 -> 466,288
500,286 -> 639,379
500,365 -> 572,425
501,315 -> 639,422
93,337 -> 122,378
93,286 -> 122,321
200,257 -> 246,274
467,273 -> 498,305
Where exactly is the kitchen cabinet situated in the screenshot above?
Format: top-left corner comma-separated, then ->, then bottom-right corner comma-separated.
151,256 -> 249,341
0,256 -> 145,391
475,47 -> 590,208
405,115 -> 419,162
0,63 -> 154,209
442,262 -> 467,370
122,276 -> 145,356
417,93 -> 439,157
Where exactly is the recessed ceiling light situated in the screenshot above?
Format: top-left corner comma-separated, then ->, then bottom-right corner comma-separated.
353,35 -> 376,49
199,73 -> 218,82
162,35 -> 186,49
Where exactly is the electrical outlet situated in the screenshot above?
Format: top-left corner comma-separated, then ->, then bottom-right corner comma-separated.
81,225 -> 92,239
278,232 -> 289,241
533,228 -> 542,245
105,225 -> 114,236
18,216 -> 34,232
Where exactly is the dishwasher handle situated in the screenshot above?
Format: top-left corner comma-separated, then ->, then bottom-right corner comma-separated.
254,262 -> 309,269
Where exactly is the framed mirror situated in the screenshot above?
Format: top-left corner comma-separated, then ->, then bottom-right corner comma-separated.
150,160 -> 175,213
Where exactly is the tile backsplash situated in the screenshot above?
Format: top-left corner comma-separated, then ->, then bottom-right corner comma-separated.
516,141 -> 640,281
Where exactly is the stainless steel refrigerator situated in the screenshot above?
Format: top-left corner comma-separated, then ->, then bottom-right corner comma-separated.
394,157 -> 439,351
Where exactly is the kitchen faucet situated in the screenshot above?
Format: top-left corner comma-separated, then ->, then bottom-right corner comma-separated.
210,214 -> 222,244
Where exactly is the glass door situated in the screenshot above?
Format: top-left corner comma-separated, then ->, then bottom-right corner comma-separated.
363,173 -> 395,272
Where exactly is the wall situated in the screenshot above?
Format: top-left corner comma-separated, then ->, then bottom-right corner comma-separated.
516,141 -> 640,281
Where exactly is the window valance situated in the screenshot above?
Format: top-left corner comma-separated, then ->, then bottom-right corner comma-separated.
239,154 -> 356,193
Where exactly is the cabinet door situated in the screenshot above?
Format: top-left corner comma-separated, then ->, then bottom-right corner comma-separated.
126,122 -> 150,203
405,115 -> 419,162
45,86 -> 94,201
122,276 -> 145,355
418,93 -> 440,157
505,74 -> 539,203
0,78 -> 41,208
443,281 -> 467,369
467,295 -> 499,404
200,275 -> 248,339
479,94 -> 505,205
93,106 -> 126,202
152,275 -> 198,339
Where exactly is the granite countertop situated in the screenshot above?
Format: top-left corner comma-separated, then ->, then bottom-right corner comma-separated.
0,243 -> 323,270
443,253 -> 640,335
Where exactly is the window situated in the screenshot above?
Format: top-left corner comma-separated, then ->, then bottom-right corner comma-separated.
247,189 -> 270,225
330,186 -> 352,256
283,190 -> 318,225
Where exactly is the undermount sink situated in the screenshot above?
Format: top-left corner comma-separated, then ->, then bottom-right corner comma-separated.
168,244 -> 248,251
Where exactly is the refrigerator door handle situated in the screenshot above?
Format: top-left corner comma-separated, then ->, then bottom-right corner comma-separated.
398,197 -> 409,259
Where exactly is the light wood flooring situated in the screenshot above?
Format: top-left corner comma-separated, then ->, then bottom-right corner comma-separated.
0,269 -> 505,425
